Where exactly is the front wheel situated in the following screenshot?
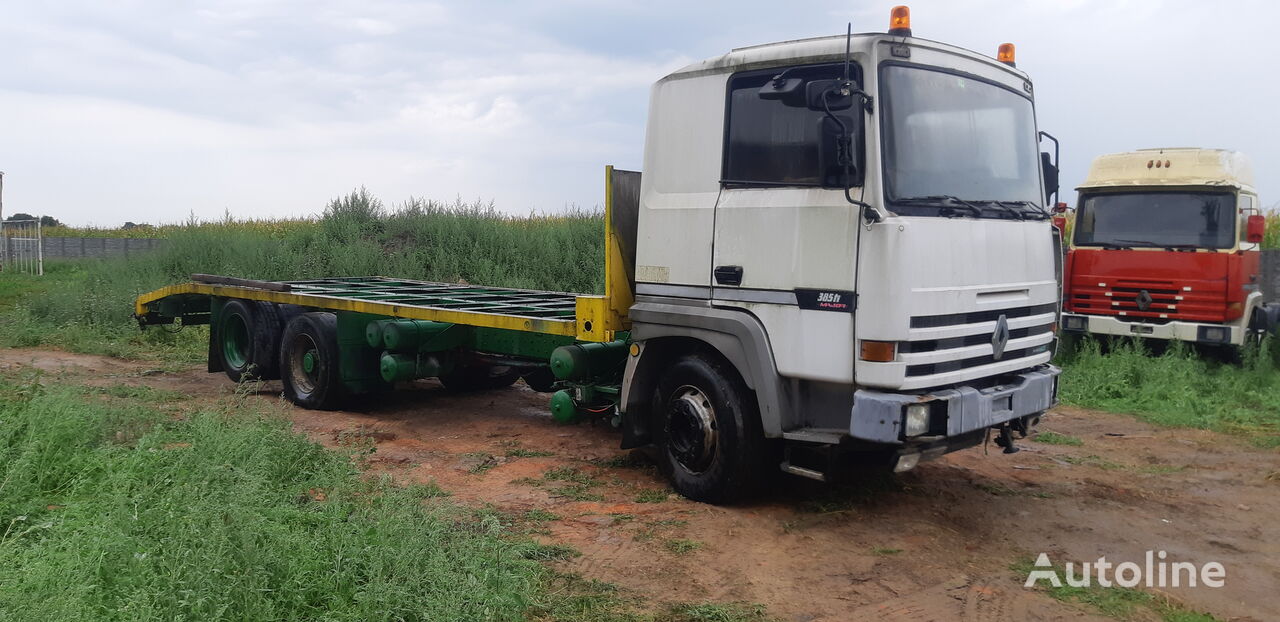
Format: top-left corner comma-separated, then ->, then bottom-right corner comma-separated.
654,353 -> 768,504
279,312 -> 343,410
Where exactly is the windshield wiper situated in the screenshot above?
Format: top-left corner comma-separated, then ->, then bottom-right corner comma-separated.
895,196 -> 1050,220
990,199 -> 1050,220
894,195 -> 983,218
973,200 -> 1027,220
1113,239 -> 1203,251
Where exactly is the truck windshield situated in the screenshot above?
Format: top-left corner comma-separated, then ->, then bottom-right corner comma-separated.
881,65 -> 1044,219
1074,191 -> 1236,249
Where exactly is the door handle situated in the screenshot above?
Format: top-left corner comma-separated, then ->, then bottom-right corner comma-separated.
714,265 -> 743,286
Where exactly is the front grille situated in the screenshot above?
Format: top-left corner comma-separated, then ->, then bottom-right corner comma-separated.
910,303 -> 1057,329
906,343 -> 1052,377
902,301 -> 1057,381
1067,280 -> 1226,323
899,322 -> 1054,354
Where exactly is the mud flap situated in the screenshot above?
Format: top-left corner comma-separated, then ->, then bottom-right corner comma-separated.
207,299 -> 224,373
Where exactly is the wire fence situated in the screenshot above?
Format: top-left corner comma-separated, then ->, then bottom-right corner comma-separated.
1,219 -> 44,275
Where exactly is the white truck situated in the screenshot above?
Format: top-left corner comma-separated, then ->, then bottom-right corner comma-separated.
136,6 -> 1063,503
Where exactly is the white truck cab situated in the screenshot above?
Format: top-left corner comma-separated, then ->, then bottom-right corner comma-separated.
619,8 -> 1061,500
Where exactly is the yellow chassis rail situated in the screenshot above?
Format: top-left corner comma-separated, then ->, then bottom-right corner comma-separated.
135,282 -> 600,338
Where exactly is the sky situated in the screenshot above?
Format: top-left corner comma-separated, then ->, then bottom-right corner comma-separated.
1,0 -> 1277,226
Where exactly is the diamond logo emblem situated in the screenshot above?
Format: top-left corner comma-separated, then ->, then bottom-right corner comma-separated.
1136,290 -> 1153,311
992,314 -> 1010,360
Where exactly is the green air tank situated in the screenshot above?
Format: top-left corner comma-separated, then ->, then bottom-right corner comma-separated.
381,320 -> 452,352
379,352 -> 443,383
548,340 -> 628,381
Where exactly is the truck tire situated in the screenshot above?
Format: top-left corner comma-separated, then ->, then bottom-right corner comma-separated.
439,363 -> 521,392
279,312 -> 343,410
521,367 -> 557,392
217,300 -> 272,382
653,352 -> 767,504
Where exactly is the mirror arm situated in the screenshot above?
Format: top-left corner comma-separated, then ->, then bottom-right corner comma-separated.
856,92 -> 874,114
819,84 -> 881,223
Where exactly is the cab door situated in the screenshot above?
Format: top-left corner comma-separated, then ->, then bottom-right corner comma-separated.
710,62 -> 866,384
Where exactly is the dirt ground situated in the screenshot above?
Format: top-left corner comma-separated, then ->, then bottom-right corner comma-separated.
3,348 -> 1278,622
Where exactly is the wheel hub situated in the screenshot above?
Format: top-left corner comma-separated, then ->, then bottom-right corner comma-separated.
221,313 -> 250,369
287,334 -> 321,395
666,386 -> 717,472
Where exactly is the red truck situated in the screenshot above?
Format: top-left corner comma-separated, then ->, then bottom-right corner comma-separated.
1061,148 -> 1278,347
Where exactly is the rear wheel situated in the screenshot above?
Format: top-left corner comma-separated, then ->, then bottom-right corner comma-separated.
521,367 -> 557,392
216,300 -> 302,382
654,352 -> 767,504
279,312 -> 343,409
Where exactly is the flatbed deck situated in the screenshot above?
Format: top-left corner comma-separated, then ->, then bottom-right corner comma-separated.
134,167 -> 640,345
135,276 -> 584,337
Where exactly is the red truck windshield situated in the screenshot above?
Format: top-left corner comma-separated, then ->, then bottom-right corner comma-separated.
1074,191 -> 1236,249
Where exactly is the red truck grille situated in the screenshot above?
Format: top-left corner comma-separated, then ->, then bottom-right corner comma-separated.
1068,278 -> 1227,323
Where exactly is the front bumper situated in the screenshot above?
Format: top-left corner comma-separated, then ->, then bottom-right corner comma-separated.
849,364 -> 1060,444
1061,312 -> 1242,346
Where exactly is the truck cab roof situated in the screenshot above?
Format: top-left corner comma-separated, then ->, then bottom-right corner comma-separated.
1077,148 -> 1256,193
660,32 -> 1028,82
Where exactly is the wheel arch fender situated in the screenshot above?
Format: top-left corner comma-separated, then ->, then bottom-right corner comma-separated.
620,300 -> 786,448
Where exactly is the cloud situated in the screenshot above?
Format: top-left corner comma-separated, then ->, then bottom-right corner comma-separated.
0,0 -> 1277,225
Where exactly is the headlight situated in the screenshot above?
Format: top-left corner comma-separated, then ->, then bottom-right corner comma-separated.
1063,315 -> 1087,331
904,403 -> 931,437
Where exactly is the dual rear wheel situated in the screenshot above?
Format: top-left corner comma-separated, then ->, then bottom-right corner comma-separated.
216,303 -> 343,409
216,304 -> 522,410
216,300 -> 298,382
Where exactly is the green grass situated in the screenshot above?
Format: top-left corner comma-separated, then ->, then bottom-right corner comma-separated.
0,191 -> 603,363
518,466 -> 605,502
87,384 -> 185,403
1262,210 -> 1280,250
1013,558 -> 1220,621
1056,336 -> 1280,447
0,378 -> 552,621
664,539 -> 704,555
524,509 -> 560,523
1034,430 -> 1084,446
633,488 -> 669,503
0,374 -> 773,621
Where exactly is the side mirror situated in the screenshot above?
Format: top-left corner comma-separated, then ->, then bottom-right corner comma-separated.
1040,152 -> 1059,204
1052,202 -> 1070,214
1247,214 -> 1266,244
805,79 -> 853,111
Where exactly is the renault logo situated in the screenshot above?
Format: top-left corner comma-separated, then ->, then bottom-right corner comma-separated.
1136,289 -> 1153,312
992,314 -> 1010,360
